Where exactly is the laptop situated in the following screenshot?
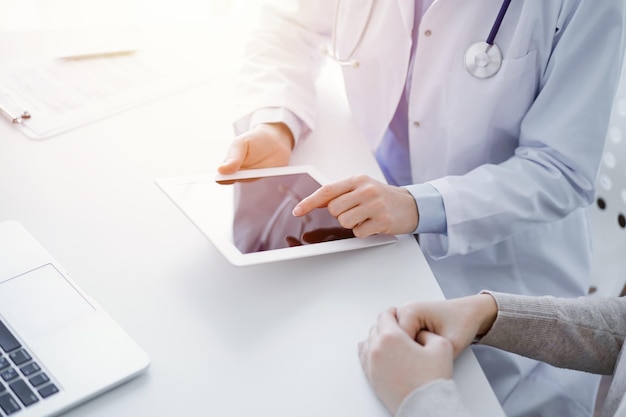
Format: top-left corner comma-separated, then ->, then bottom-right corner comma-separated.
0,220 -> 150,416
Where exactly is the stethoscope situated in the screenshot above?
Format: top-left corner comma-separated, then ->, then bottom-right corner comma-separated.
326,0 -> 512,79
325,0 -> 376,68
465,0 -> 512,78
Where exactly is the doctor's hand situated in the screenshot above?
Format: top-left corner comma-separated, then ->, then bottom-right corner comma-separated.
218,123 -> 294,175
396,294 -> 498,358
358,308 -> 454,415
291,175 -> 418,237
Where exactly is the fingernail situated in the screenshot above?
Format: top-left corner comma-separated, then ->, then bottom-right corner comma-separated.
292,206 -> 301,216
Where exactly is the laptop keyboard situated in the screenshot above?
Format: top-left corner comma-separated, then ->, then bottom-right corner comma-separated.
0,319 -> 59,415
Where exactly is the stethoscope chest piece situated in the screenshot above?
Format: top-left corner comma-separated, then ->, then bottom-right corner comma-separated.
465,41 -> 502,79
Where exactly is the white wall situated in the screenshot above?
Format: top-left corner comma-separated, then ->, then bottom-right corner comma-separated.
0,0 -> 260,30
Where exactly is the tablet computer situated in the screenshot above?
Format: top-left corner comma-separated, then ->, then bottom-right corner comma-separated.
156,165 -> 397,266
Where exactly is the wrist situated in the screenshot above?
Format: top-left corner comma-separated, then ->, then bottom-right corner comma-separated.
256,122 -> 295,150
475,293 -> 498,337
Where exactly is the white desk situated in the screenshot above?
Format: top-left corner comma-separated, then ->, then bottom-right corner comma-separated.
0,32 -> 504,416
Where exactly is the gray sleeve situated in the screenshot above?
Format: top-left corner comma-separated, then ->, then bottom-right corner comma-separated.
478,292 -> 626,375
396,379 -> 472,417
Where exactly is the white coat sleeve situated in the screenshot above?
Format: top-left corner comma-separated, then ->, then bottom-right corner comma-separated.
428,0 -> 626,257
233,0 -> 335,136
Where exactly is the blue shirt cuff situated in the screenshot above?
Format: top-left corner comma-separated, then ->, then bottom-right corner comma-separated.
403,183 -> 447,235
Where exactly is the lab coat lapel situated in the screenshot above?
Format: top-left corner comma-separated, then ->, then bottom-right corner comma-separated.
339,0 -> 412,32
334,0 -> 376,60
396,0 -> 415,33
340,0 -> 413,149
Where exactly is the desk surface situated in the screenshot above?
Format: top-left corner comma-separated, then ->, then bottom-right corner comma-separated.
0,28 -> 504,417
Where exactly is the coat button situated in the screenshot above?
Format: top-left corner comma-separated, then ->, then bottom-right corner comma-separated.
424,30 -> 432,37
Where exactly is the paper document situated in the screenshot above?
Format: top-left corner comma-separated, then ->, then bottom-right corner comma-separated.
0,49 -> 222,139
0,27 -> 144,62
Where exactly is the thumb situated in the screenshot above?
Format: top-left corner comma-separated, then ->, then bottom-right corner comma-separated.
416,330 -> 448,348
218,142 -> 246,174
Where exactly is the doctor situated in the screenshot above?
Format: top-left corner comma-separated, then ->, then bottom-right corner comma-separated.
218,1 -> 626,416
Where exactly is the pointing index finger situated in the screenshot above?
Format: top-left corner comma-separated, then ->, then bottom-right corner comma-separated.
292,178 -> 354,217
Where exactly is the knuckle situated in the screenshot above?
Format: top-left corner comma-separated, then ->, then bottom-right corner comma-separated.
337,213 -> 354,229
352,227 -> 370,238
379,330 -> 401,346
353,174 -> 370,183
327,201 -> 340,217
434,336 -> 453,353
360,183 -> 378,198
318,184 -> 335,198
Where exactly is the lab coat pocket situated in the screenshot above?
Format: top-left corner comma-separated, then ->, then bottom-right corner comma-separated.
445,50 -> 539,162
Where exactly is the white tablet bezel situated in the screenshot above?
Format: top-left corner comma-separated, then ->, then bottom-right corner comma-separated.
156,165 -> 398,266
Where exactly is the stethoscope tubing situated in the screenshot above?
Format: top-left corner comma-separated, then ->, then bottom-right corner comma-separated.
486,0 -> 512,45
329,0 -> 375,67
327,0 -> 512,78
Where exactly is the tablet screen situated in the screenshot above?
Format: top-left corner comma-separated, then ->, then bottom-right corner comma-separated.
230,173 -> 355,254
157,166 -> 398,265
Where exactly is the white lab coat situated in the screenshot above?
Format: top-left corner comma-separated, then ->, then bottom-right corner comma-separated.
234,1 -> 626,416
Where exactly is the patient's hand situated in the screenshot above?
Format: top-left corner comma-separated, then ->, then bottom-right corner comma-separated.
396,294 -> 498,357
358,308 -> 454,415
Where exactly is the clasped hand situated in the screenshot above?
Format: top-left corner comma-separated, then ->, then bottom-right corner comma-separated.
358,294 -> 497,415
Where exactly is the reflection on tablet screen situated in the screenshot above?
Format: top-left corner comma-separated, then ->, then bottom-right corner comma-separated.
230,173 -> 355,254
